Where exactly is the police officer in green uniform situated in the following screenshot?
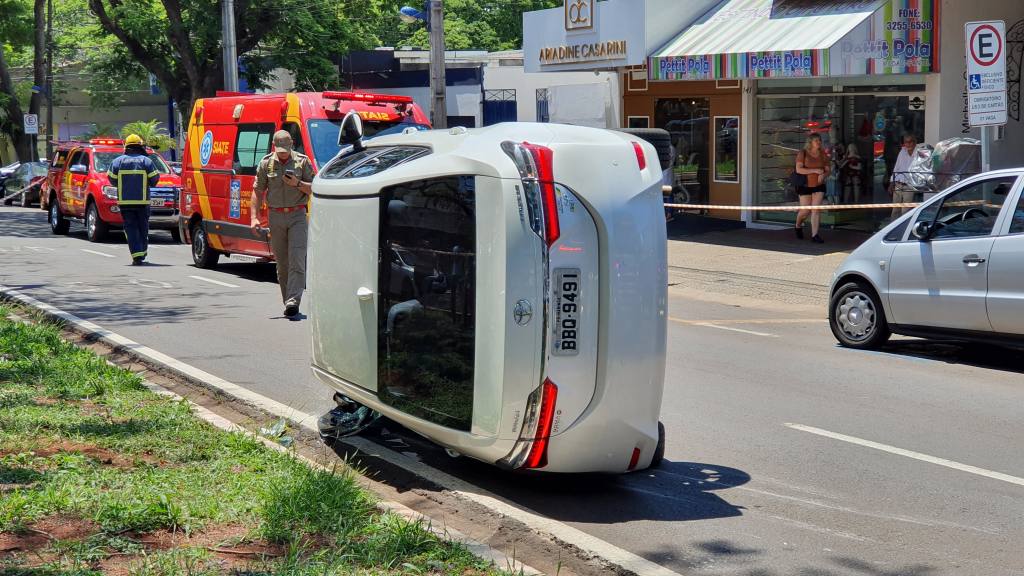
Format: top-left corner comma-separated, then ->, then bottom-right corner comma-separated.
251,130 -> 315,317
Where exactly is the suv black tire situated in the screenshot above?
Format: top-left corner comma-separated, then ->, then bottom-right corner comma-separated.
85,201 -> 109,242
191,220 -> 220,269
617,128 -> 673,171
829,281 -> 891,350
49,195 -> 70,235
648,421 -> 666,469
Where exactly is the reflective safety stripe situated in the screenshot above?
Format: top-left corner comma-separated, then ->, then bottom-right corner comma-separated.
116,169 -> 151,204
131,251 -> 147,258
147,170 -> 159,178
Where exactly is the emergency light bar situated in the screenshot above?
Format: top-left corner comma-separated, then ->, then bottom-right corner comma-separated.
90,138 -> 124,146
322,91 -> 414,105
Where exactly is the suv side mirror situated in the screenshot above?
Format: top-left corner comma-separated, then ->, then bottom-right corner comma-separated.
338,111 -> 365,153
912,221 -> 932,241
69,164 -> 88,175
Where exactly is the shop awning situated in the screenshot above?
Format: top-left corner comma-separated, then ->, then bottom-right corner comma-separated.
649,0 -> 939,81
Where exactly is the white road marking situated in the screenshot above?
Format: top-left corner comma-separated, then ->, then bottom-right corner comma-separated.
786,423 -> 1024,488
80,248 -> 116,258
0,285 -> 686,576
130,278 -> 173,289
695,322 -> 777,337
671,317 -> 821,326
189,275 -> 239,288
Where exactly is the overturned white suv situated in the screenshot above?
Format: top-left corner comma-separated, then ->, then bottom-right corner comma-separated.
308,116 -> 668,473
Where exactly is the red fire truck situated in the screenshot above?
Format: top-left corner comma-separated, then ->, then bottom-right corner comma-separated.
178,91 -> 430,268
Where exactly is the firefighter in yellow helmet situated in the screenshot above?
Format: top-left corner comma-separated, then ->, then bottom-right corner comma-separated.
107,135 -> 160,264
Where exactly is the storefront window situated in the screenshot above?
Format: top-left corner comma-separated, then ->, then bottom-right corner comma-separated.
656,98 -> 710,205
755,92 -> 925,231
714,116 -> 739,183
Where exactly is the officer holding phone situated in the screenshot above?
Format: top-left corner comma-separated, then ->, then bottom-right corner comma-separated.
252,130 -> 315,317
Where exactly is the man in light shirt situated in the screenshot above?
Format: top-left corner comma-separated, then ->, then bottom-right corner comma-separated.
890,134 -> 917,217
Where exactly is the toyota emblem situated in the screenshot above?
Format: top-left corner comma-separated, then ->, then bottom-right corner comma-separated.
514,300 -> 533,326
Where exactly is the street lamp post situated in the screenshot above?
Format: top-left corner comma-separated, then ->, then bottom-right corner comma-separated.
46,0 -> 53,159
400,1 -> 446,129
221,0 -> 239,92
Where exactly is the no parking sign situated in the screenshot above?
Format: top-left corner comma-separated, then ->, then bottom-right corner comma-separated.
965,20 -> 1007,127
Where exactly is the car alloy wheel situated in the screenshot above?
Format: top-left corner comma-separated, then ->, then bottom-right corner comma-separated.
87,207 -> 96,237
836,291 -> 876,342
50,202 -> 58,227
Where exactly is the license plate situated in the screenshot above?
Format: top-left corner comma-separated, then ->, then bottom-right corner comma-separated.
552,268 -> 581,356
150,198 -> 167,207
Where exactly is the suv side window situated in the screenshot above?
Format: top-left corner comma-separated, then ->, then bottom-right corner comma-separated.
52,150 -> 69,169
1010,189 -> 1024,234
319,147 -> 428,180
914,177 -> 1016,239
233,123 -> 275,176
66,150 -> 84,171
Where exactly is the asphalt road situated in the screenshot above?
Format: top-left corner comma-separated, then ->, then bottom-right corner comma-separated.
2,205 -> 1022,576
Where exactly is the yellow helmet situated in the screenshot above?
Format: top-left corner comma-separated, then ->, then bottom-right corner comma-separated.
124,134 -> 144,147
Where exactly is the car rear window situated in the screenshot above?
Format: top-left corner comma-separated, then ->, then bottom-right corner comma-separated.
319,146 -> 428,180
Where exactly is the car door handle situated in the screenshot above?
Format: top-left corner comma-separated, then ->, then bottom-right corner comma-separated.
356,287 -> 374,301
962,255 -> 987,266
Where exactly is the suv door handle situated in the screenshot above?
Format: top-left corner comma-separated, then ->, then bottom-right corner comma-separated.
962,255 -> 987,265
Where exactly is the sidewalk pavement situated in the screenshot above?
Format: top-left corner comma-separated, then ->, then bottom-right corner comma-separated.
666,222 -> 871,306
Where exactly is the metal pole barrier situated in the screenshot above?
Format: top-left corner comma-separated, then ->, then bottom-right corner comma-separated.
981,125 -> 991,172
429,0 -> 447,129
221,0 -> 239,92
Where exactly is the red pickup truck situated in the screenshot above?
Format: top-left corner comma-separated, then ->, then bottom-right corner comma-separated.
42,139 -> 183,242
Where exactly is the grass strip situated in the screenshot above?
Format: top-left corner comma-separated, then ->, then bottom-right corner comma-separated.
0,307 -> 506,575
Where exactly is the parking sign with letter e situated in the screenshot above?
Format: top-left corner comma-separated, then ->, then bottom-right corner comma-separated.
965,20 -> 1007,127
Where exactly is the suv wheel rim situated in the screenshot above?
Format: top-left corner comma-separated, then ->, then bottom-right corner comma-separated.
837,291 -> 876,342
87,207 -> 96,237
50,203 -> 58,226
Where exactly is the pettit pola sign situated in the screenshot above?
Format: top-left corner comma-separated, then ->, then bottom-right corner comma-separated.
523,0 -> 647,73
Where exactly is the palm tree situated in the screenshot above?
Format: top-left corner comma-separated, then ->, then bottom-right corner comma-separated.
119,120 -> 176,153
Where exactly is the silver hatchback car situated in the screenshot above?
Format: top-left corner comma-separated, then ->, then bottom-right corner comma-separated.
829,169 -> 1024,349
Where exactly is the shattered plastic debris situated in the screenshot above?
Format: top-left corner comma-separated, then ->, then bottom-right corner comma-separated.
259,418 -> 287,439
317,404 -> 380,440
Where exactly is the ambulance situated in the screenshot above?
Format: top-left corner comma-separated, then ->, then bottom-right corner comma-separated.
177,91 -> 431,267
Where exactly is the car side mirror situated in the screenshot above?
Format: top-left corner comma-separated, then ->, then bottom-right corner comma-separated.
69,164 -> 88,175
338,111 -> 365,153
912,221 -> 932,241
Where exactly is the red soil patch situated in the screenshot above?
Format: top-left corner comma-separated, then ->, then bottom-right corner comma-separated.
0,439 -> 163,467
0,515 -> 99,553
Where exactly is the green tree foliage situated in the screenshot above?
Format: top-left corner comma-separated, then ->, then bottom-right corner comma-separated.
0,0 -> 35,161
372,0 -> 561,51
119,119 -> 175,152
83,0 -> 382,123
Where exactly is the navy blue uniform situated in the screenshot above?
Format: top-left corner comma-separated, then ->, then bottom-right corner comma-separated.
107,149 -> 160,260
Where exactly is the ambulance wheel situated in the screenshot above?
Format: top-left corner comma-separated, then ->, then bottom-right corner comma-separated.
170,226 -> 181,244
191,221 -> 220,269
649,422 -> 666,469
49,196 -> 69,235
85,202 -> 109,243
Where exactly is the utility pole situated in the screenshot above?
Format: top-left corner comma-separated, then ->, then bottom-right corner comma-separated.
221,0 -> 239,92
45,0 -> 53,158
429,0 -> 447,129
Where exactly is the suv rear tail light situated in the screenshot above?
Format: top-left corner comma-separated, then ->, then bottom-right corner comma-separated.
497,379 -> 559,470
632,141 -> 647,171
501,141 -> 560,247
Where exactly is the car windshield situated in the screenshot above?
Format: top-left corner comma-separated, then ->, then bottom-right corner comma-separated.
306,118 -> 429,167
93,152 -> 171,174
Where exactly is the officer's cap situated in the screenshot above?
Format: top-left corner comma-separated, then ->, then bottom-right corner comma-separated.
273,130 -> 293,153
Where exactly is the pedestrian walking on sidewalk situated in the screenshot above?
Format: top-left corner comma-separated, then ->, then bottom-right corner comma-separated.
890,134 -> 917,218
794,133 -> 829,244
106,134 -> 160,265
251,130 -> 316,318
